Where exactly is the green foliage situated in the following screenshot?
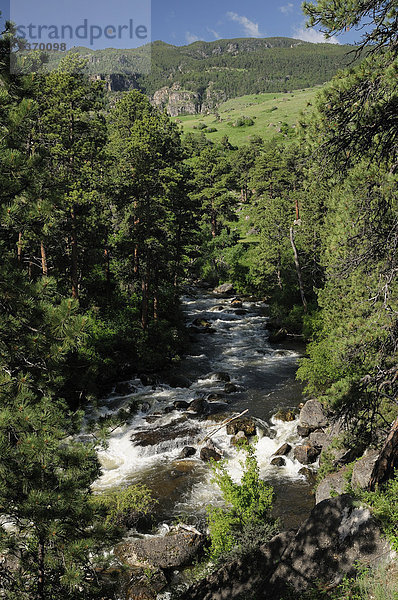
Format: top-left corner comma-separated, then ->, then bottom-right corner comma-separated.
91,484 -> 156,529
207,447 -> 276,562
359,472 -> 398,552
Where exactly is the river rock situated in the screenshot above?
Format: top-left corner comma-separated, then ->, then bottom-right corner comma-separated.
270,494 -> 393,595
231,300 -> 242,308
226,416 -> 256,436
139,374 -> 158,387
178,446 -> 197,459
200,447 -> 222,462
297,425 -> 311,437
271,457 -> 286,467
124,566 -> 168,600
131,419 -> 200,447
315,467 -> 349,504
171,459 -> 198,474
188,397 -> 207,415
268,328 -> 288,343
299,399 -> 329,430
206,393 -> 224,402
209,305 -> 224,312
293,443 -> 320,465
165,374 -> 191,388
273,443 -> 292,456
351,449 -> 379,490
224,383 -> 237,394
114,381 -> 136,395
213,283 -> 234,294
234,308 -> 247,315
231,431 -> 248,447
192,317 -> 212,328
117,530 -> 205,570
173,400 -> 190,411
309,429 -> 331,450
274,408 -> 296,422
210,371 -> 231,382
299,467 -> 317,485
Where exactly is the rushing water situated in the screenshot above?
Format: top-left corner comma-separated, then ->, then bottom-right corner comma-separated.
90,289 -> 315,530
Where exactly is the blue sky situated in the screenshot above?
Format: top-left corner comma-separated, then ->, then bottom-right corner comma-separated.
0,0 -> 361,48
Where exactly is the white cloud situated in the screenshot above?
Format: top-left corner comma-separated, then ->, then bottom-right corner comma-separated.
185,31 -> 201,44
280,3 -> 294,15
293,26 -> 339,44
207,27 -> 221,40
226,12 -> 262,37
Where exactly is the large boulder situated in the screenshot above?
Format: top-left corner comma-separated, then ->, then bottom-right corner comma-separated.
369,416 -> 398,490
210,371 -> 231,382
131,419 -> 200,447
270,495 -> 393,595
123,567 -> 167,600
309,429 -> 332,451
200,446 -> 222,462
274,409 -> 296,422
188,397 -> 208,416
351,449 -> 379,490
293,443 -> 320,465
315,467 -> 349,504
213,283 -> 234,295
273,443 -> 292,456
226,416 -> 257,436
116,528 -> 205,570
299,399 -> 329,430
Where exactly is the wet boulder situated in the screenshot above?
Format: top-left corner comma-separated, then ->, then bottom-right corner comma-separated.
234,308 -> 247,315
178,446 -> 197,459
173,400 -> 190,411
273,443 -> 292,456
224,383 -> 237,394
299,399 -> 329,431
117,528 -> 205,570
209,305 -> 224,312
210,371 -> 231,382
206,402 -> 229,416
192,317 -> 212,328
226,416 -> 256,436
114,381 -> 136,396
271,457 -> 286,467
297,425 -> 311,438
165,374 -> 191,388
299,467 -> 317,485
206,393 -> 224,402
231,300 -> 242,308
131,419 -> 201,447
213,283 -> 234,295
200,446 -> 222,462
293,443 -> 320,465
188,397 -> 207,416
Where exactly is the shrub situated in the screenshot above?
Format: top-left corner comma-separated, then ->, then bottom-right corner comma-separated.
207,446 -> 277,562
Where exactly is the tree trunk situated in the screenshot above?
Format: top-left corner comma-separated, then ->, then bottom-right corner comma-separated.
71,207 -> 79,299
290,226 -> 307,312
17,232 -> 23,263
40,241 -> 48,276
141,267 -> 149,330
38,538 -> 45,600
369,417 -> 398,491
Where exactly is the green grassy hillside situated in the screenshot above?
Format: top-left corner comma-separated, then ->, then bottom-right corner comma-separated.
173,86 -> 320,146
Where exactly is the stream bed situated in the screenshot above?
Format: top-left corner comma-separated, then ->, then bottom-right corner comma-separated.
90,289 -> 315,530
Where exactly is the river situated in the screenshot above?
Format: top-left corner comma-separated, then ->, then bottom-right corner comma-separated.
90,289 -> 315,531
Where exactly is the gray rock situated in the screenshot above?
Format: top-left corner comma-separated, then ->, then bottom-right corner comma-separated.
271,457 -> 286,467
210,371 -> 231,382
131,419 -> 200,447
270,495 -> 393,594
173,400 -> 190,410
188,397 -> 207,415
299,399 -> 329,430
209,305 -> 224,312
293,443 -> 320,465
297,425 -> 311,437
165,374 -> 191,388
224,383 -> 237,394
116,529 -> 205,570
192,317 -> 213,328
315,467 -> 349,504
351,449 -> 379,490
226,416 -> 256,436
178,446 -> 197,459
299,467 -> 317,485
114,381 -> 136,395
273,443 -> 292,456
213,283 -> 234,294
200,447 -> 222,462
309,430 -> 331,450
